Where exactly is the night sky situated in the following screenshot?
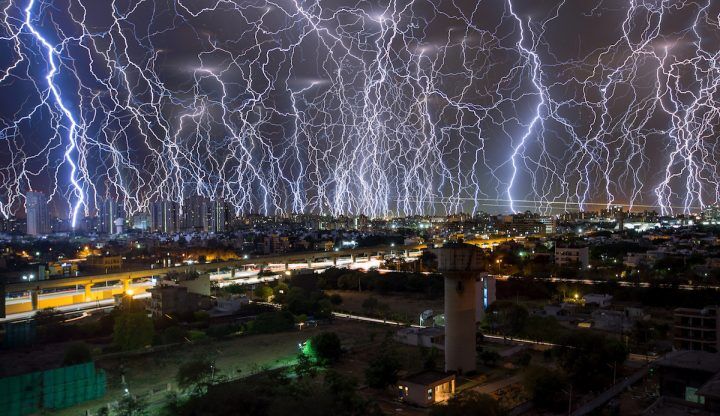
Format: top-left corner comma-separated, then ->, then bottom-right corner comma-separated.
0,0 -> 719,220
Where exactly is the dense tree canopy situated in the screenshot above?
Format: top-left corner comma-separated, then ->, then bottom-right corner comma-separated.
113,311 -> 154,351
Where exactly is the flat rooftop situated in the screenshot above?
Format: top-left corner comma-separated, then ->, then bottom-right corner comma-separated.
657,350 -> 720,373
643,398 -> 714,416
400,370 -> 455,386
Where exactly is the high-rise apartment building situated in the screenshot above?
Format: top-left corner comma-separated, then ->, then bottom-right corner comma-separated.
99,198 -> 123,234
182,196 -> 232,233
25,191 -> 50,236
703,204 -> 720,224
209,200 -> 232,233
151,201 -> 179,233
182,196 -> 211,232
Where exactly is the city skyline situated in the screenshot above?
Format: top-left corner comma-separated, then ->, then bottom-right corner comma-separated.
11,189 -> 720,224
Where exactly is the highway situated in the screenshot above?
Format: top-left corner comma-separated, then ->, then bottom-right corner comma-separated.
1,236 -> 516,316
0,245 -> 424,321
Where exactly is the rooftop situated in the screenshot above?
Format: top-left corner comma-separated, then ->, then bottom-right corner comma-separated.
399,370 -> 455,386
642,397 -> 713,416
657,350 -> 720,373
697,371 -> 720,399
674,306 -> 717,316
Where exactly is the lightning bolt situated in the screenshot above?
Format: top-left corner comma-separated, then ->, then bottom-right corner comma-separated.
0,0 -> 718,222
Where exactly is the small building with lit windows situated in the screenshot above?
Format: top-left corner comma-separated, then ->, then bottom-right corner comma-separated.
555,246 -> 589,269
397,371 -> 455,407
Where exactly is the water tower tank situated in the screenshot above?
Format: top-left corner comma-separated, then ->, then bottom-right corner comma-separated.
113,217 -> 124,234
430,243 -> 483,374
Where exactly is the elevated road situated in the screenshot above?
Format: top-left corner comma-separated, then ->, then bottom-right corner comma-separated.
1,243 -> 426,317
0,236 -> 514,319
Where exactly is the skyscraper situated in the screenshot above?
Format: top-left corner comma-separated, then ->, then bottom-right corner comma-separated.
151,201 -> 179,233
182,196 -> 211,232
209,200 -> 233,233
181,197 -> 233,233
99,198 -> 122,234
25,191 -> 50,236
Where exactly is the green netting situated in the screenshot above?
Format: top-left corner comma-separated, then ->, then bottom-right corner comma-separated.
2,322 -> 37,348
0,362 -> 106,414
0,371 -> 41,416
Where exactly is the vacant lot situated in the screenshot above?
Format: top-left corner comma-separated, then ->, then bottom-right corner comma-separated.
328,290 -> 444,324
52,319 -> 393,415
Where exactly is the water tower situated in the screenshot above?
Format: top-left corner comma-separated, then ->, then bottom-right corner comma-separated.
431,243 -> 483,374
113,217 -> 124,235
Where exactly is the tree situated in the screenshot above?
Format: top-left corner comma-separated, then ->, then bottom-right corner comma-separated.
34,307 -> 65,342
116,394 -> 148,416
484,301 -> 529,336
63,343 -> 92,365
329,293 -> 343,306
556,332 -> 628,392
315,298 -> 333,319
177,358 -> 216,395
294,352 -> 317,378
520,316 -> 566,343
337,272 -> 361,290
480,350 -> 501,367
114,311 -> 154,351
249,310 -> 295,334
365,344 -> 402,389
523,366 -> 568,412
172,368 -> 382,416
430,391 -> 504,416
273,282 -> 290,303
254,285 -> 274,302
323,370 -> 378,414
311,332 -> 343,364
34,307 -> 63,326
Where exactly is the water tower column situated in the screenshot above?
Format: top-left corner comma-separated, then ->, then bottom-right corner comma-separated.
444,271 -> 477,374
431,243 -> 483,375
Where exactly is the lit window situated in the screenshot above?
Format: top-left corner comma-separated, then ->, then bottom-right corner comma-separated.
427,388 -> 433,400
